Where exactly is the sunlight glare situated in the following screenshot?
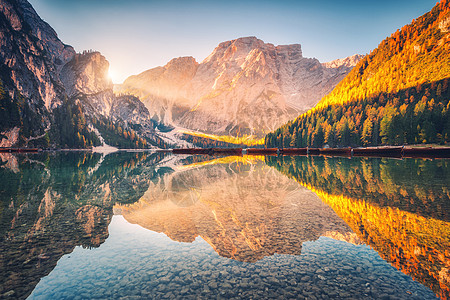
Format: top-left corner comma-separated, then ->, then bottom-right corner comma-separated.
108,67 -> 121,84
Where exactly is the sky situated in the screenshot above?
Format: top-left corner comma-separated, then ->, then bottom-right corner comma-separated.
28,0 -> 438,84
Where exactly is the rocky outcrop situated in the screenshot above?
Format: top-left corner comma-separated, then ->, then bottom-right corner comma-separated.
119,37 -> 363,138
119,56 -> 199,124
0,0 -> 76,140
0,127 -> 20,147
322,54 -> 364,69
60,51 -> 115,117
439,15 -> 450,33
61,52 -> 112,97
61,52 -> 155,129
0,0 -> 75,111
0,0 -> 160,148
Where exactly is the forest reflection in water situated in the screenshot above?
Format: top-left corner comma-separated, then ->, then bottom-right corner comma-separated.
266,155 -> 450,299
0,152 -> 448,299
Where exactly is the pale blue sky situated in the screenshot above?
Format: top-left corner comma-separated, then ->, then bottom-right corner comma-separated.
28,0 -> 438,83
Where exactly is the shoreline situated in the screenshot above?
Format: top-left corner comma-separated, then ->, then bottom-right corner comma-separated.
2,146 -> 450,159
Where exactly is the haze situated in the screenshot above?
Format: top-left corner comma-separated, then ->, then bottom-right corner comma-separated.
29,0 -> 437,83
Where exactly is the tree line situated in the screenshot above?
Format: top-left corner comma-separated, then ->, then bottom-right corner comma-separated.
265,0 -> 450,148
316,0 -> 449,110
264,155 -> 450,299
265,78 -> 450,148
93,117 -> 149,149
181,133 -> 246,148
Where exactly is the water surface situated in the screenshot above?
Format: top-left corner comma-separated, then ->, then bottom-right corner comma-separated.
0,152 -> 448,299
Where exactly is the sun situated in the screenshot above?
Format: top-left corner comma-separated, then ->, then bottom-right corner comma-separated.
108,67 -> 122,84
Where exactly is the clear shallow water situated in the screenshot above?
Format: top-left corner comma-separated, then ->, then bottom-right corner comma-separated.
0,152 -> 448,299
29,216 -> 434,299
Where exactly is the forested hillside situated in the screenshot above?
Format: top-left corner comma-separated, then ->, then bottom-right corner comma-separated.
266,79 -> 450,147
265,0 -> 450,148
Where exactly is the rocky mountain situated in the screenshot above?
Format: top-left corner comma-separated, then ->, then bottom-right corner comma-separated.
0,0 -> 162,149
118,37 -> 362,138
265,0 -> 450,148
0,0 -> 73,143
321,54 -> 364,69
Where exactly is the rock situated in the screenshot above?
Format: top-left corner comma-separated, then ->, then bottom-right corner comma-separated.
222,283 -> 232,289
439,15 -> 450,32
2,290 -> 15,297
118,36 -> 362,138
208,282 -> 218,289
301,276 -> 311,281
0,0 -> 162,147
322,54 -> 364,69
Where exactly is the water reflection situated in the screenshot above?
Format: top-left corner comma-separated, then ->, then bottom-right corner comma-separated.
29,216 -> 436,300
0,152 -> 168,299
115,156 -> 360,262
0,152 -> 448,299
266,155 -> 450,299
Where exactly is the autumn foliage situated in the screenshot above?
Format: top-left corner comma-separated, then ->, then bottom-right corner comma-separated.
266,155 -> 450,299
318,0 -> 450,109
266,0 -> 450,148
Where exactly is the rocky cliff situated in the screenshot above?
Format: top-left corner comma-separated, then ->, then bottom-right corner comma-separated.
60,51 -> 160,146
0,0 -> 74,145
0,0 -> 161,148
119,37 -> 362,138
0,0 -> 75,109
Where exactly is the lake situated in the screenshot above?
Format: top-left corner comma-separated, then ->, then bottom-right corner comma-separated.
0,152 -> 448,299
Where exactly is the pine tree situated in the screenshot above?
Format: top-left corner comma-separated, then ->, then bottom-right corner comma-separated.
361,119 -> 373,146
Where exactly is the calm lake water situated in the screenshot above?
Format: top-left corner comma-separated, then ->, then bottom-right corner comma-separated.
0,152 -> 449,299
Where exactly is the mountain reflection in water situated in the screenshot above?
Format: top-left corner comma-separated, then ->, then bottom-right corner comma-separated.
0,152 -> 448,299
0,151 -> 168,299
115,156 -> 360,263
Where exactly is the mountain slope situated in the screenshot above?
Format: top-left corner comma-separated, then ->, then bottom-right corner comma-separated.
316,0 -> 450,110
119,37 -> 362,138
0,0 -> 163,149
265,0 -> 450,148
0,0 -> 75,145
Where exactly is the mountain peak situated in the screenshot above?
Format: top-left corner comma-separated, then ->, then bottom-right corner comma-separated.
121,36 -> 354,138
165,56 -> 198,69
203,36 -> 303,65
322,54 -> 364,69
203,36 -> 264,64
217,36 -> 263,48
